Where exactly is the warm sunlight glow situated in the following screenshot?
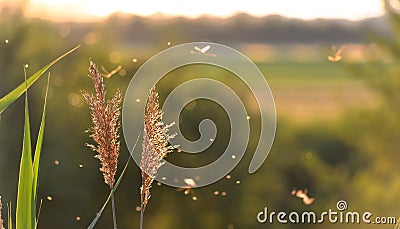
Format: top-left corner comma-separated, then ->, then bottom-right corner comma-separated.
26,0 -> 384,22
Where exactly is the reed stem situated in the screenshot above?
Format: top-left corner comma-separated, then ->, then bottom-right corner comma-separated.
110,189 -> 117,229
140,208 -> 144,229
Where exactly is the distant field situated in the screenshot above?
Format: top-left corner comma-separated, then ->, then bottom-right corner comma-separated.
127,43 -> 377,123
160,61 -> 377,122
256,62 -> 378,121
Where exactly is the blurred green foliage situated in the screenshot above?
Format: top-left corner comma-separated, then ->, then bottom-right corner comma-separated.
0,1 -> 400,228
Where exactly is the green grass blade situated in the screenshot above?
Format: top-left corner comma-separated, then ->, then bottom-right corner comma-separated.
87,134 -> 141,229
87,157 -> 131,229
35,200 -> 43,229
16,90 -> 34,229
0,45 -> 80,114
32,74 -> 50,199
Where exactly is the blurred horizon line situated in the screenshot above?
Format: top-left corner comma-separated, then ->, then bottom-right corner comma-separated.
0,0 -> 385,23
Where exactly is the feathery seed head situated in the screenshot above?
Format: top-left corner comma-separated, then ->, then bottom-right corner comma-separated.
140,87 -> 175,211
82,61 -> 122,188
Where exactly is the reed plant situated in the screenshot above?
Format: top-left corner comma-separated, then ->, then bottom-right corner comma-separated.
0,48 -> 177,229
140,87 -> 176,229
82,61 -> 123,229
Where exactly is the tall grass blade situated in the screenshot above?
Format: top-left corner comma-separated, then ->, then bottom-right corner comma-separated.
16,81 -> 34,229
87,157 -> 131,229
35,200 -> 43,229
32,74 -> 50,199
87,134 -> 141,229
0,45 -> 80,114
7,203 -> 12,229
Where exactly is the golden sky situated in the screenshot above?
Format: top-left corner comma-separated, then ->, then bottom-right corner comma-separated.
22,0 -> 385,22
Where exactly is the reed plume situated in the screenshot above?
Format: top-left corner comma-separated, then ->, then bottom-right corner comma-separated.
0,196 -> 4,229
140,87 -> 176,229
82,61 -> 122,229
